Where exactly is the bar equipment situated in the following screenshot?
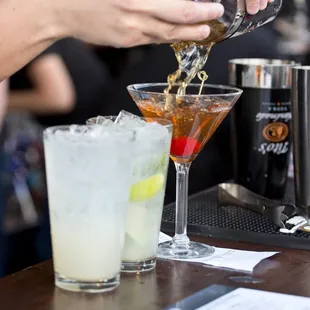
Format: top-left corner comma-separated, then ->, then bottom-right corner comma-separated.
195,0 -> 283,43
229,59 -> 296,200
218,183 -> 296,228
291,66 -> 310,220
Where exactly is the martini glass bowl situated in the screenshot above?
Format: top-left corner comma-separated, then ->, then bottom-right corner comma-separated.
127,83 -> 243,260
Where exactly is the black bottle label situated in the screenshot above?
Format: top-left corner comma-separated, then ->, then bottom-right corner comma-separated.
231,88 -> 291,200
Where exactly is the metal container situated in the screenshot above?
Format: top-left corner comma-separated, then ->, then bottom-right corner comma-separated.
229,59 -> 296,200
291,66 -> 310,219
198,0 -> 283,42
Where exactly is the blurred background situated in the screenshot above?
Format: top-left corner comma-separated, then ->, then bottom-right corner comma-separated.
0,1 -> 309,277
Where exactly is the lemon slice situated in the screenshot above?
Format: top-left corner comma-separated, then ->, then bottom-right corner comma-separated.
130,174 -> 165,202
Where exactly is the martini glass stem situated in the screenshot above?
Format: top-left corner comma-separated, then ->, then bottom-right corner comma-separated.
172,162 -> 191,254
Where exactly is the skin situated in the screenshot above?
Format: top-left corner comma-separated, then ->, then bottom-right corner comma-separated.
0,0 -> 271,124
0,0 -> 272,81
7,1 -> 276,116
0,0 -> 225,81
246,0 -> 275,15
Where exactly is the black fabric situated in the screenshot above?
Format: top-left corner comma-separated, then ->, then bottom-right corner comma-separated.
10,38 -> 111,127
101,27 -> 283,204
278,1 -> 297,17
279,0 -> 310,17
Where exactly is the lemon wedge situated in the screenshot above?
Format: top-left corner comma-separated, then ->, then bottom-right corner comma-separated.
130,174 -> 165,202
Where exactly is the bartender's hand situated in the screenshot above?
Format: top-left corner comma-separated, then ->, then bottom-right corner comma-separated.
56,0 -> 224,47
246,0 -> 274,15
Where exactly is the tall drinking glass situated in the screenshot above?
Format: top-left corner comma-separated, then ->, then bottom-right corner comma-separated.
44,125 -> 136,293
87,114 -> 172,272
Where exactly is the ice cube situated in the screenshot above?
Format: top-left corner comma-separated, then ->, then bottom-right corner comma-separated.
136,122 -> 169,141
88,125 -> 106,138
88,122 -> 136,141
52,125 -> 89,141
115,110 -> 145,128
94,115 -> 113,126
134,122 -> 170,154
69,125 -> 88,135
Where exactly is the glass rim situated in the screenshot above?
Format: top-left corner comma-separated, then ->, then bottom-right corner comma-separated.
229,58 -> 298,67
292,65 -> 310,71
127,83 -> 243,98
86,115 -> 173,129
44,125 -> 87,135
43,124 -> 135,139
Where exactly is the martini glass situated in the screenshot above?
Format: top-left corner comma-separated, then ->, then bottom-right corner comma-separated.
127,83 -> 243,260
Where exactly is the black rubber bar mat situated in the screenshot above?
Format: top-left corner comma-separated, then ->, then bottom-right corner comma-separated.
161,179 -> 310,251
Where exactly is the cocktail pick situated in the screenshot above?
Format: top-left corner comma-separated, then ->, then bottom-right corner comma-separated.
197,71 -> 208,95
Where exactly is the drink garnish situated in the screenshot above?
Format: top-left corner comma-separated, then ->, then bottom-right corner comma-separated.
198,71 -> 208,95
129,174 -> 165,202
170,136 -> 201,157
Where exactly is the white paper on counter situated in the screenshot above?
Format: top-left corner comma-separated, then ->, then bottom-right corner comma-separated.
199,288 -> 310,310
158,232 -> 279,273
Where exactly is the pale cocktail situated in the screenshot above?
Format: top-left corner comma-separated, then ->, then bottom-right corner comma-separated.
44,124 -> 135,292
87,111 -> 172,272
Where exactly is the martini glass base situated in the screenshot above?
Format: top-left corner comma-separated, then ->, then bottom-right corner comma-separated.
157,241 -> 215,260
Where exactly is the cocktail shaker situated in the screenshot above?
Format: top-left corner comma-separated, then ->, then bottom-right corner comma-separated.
229,59 -> 296,200
196,0 -> 283,43
291,66 -> 310,220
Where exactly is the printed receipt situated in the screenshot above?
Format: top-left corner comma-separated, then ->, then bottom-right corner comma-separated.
158,232 -> 279,272
199,288 -> 310,310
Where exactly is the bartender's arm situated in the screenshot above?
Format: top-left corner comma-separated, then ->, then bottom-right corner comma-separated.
0,0 -> 273,82
0,0 -> 226,81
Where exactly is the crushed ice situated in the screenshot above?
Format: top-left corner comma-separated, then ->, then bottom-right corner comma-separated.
52,111 -> 170,141
95,116 -> 113,126
114,110 -> 146,127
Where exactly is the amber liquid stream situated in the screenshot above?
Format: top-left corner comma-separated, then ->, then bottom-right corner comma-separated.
141,20 -> 230,163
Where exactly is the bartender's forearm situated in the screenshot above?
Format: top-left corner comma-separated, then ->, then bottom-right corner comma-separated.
0,0 -> 65,81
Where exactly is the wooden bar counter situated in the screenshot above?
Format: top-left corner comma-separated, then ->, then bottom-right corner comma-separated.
0,236 -> 310,310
